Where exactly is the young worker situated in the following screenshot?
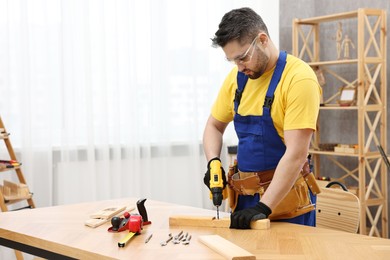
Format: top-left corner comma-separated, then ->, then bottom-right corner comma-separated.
203,7 -> 322,229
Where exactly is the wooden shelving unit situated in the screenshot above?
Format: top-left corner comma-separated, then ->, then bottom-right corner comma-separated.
293,8 -> 387,237
0,116 -> 35,259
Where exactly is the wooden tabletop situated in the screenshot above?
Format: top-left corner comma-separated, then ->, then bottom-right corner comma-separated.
0,198 -> 389,259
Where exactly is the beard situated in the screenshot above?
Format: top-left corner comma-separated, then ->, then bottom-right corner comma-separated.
245,48 -> 269,80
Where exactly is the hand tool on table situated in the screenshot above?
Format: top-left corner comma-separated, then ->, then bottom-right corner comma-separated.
118,214 -> 143,247
108,198 -> 151,232
85,205 -> 131,228
109,211 -> 131,232
208,159 -> 228,219
137,198 -> 152,225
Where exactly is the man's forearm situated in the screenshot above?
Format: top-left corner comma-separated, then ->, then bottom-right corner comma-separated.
203,116 -> 228,161
260,153 -> 306,209
203,124 -> 223,161
260,128 -> 313,209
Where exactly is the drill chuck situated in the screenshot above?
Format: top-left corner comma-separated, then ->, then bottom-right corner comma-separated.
210,187 -> 223,206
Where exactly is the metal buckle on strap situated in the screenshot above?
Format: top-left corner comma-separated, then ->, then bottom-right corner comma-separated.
263,96 -> 274,109
234,89 -> 243,104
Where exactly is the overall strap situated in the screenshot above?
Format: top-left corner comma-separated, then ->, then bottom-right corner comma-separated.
234,72 -> 249,113
263,51 -> 287,110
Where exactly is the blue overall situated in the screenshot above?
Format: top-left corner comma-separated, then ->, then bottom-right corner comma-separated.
233,51 -> 316,226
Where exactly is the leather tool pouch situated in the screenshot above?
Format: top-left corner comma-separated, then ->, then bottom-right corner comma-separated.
227,165 -> 239,212
268,175 -> 315,220
228,162 -> 317,220
301,162 -> 321,195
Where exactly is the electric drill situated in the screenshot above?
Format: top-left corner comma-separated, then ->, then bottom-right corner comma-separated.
209,159 -> 228,219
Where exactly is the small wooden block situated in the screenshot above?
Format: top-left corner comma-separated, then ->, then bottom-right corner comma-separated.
169,215 -> 270,230
1,185 -> 11,196
89,206 -> 126,220
0,163 -> 6,170
199,235 -> 256,260
1,180 -> 32,200
85,206 -> 135,228
334,147 -> 345,153
84,218 -> 109,228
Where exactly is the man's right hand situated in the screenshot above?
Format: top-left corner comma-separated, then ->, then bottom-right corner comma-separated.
230,201 -> 272,229
203,157 -> 227,190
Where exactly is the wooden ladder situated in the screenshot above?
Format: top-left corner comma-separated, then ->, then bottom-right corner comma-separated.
0,116 -> 35,260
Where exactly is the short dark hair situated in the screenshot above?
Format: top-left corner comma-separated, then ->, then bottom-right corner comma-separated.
211,7 -> 270,48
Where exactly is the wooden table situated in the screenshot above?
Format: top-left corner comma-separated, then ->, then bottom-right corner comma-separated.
0,198 -> 389,259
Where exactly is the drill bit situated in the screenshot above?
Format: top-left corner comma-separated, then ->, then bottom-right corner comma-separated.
216,206 -> 219,219
145,234 -> 153,243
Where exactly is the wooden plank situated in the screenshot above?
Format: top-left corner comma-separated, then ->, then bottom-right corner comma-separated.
199,235 -> 255,260
169,215 -> 270,230
295,10 -> 358,24
89,205 -> 127,219
85,206 -> 135,228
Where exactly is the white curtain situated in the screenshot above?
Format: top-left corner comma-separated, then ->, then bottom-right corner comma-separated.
0,0 -> 279,209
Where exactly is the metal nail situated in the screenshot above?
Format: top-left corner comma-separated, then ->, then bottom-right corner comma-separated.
174,230 -> 183,240
145,234 -> 153,243
160,233 -> 173,246
182,235 -> 192,245
173,233 -> 185,244
171,230 -> 183,244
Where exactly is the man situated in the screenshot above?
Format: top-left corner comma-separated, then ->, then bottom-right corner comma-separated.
203,7 -> 321,229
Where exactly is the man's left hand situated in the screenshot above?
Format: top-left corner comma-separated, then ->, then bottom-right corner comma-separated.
230,201 -> 272,229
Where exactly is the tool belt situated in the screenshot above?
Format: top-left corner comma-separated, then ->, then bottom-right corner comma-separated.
227,161 -> 320,220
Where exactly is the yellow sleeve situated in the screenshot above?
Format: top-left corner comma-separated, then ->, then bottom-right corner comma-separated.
211,68 -> 238,123
284,77 -> 321,131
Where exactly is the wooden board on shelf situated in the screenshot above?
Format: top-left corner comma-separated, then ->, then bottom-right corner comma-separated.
0,180 -> 32,201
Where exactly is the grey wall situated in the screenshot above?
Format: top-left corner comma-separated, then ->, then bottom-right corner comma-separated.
280,0 -> 390,235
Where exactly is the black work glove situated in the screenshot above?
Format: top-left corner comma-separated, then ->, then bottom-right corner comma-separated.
203,157 -> 227,190
230,201 -> 272,229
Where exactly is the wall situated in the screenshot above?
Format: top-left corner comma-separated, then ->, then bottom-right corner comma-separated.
279,0 -> 390,234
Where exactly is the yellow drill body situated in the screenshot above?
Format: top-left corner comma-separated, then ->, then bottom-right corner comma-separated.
209,160 -> 228,218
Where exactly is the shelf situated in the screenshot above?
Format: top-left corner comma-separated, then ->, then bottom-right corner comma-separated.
0,166 -> 22,172
4,193 -> 33,203
309,149 -> 358,157
295,8 -> 383,24
295,10 -> 358,24
309,149 -> 381,158
0,115 -> 36,217
319,104 -> 383,111
320,105 -> 358,110
308,59 -> 358,66
308,57 -> 383,66
0,117 -> 35,259
293,8 -> 387,237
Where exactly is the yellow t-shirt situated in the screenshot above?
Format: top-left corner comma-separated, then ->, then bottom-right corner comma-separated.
211,54 -> 322,142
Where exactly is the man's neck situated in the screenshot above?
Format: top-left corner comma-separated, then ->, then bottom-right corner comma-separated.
265,45 -> 280,72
